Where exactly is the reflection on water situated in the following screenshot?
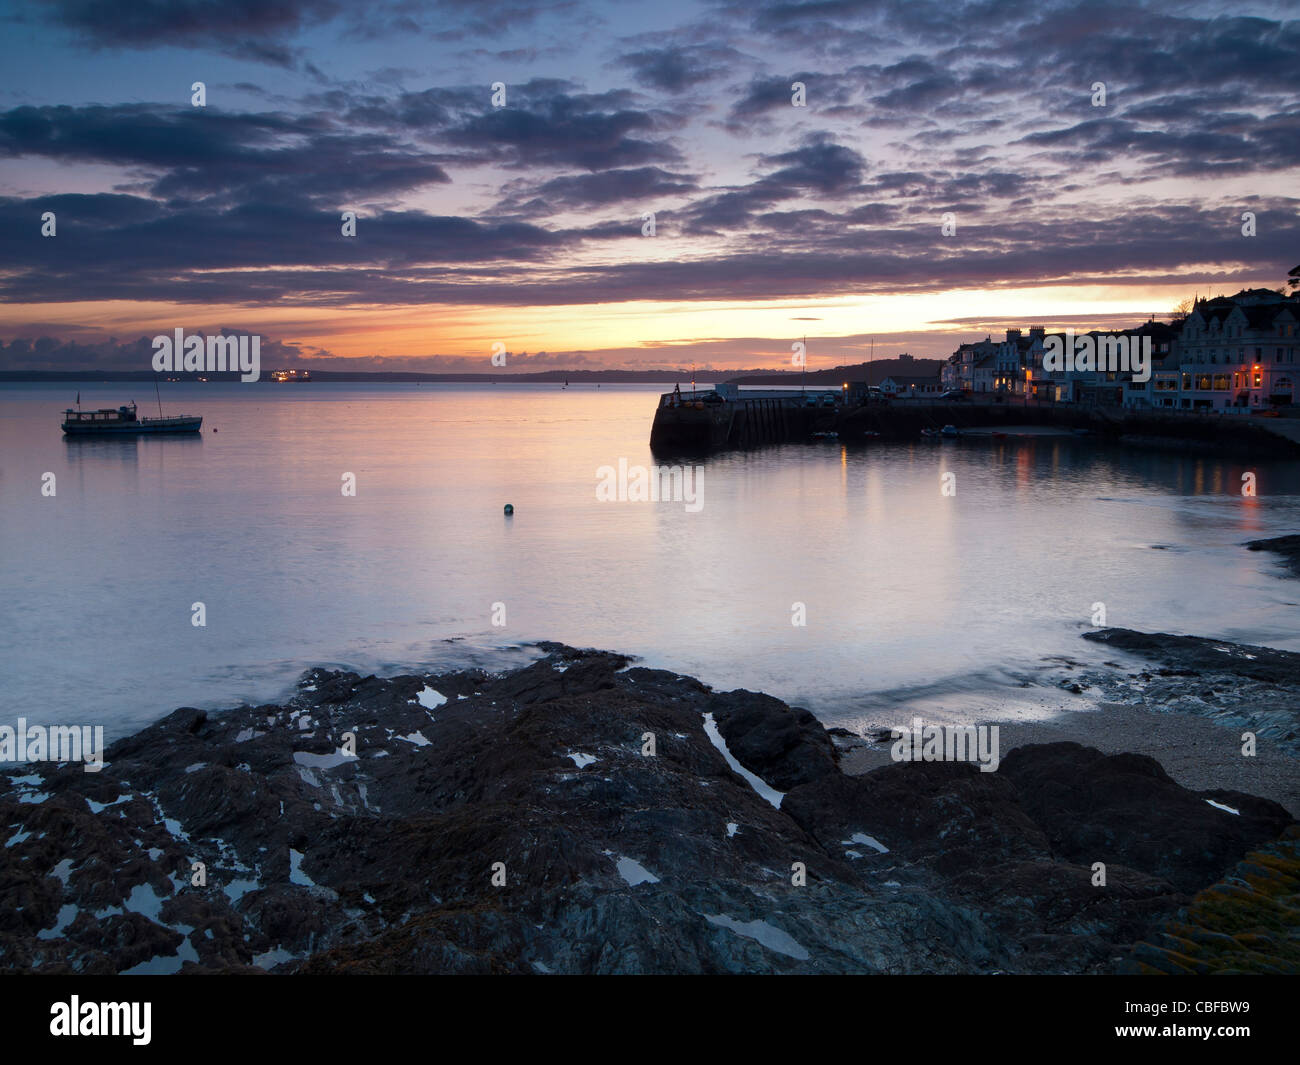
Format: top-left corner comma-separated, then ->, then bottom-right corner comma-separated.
2,381 -> 1299,738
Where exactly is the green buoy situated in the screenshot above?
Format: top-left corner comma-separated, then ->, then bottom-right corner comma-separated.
504,503 -> 514,515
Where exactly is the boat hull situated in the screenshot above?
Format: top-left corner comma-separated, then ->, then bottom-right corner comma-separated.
62,417 -> 203,435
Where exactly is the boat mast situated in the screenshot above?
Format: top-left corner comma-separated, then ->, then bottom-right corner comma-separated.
155,375 -> 163,418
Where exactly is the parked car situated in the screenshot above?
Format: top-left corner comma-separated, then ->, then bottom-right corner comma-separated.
938,390 -> 968,400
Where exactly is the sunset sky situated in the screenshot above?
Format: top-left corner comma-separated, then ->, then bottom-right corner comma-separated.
0,0 -> 1297,373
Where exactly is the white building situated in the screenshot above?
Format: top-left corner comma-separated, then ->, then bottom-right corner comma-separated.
993,328 -> 1044,395
879,374 -> 941,397
945,330 -> 1043,395
941,296 -> 1300,412
1174,289 -> 1298,411
944,336 -> 997,392
1032,322 -> 1177,407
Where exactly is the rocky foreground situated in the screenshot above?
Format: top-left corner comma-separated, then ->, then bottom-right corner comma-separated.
2,641 -> 1297,974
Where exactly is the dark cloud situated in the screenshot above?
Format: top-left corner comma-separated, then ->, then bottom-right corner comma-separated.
0,102 -> 452,206
1018,108 -> 1300,176
683,135 -> 866,232
443,94 -> 682,171
757,137 -> 866,193
35,0 -> 341,46
24,0 -> 345,71
726,72 -> 846,125
0,192 -> 573,304
870,73 -> 961,113
0,79 -> 687,206
0,104 -> 304,169
617,43 -> 742,92
505,166 -> 698,212
10,185 -> 1293,315
0,329 -> 323,372
23,0 -> 581,71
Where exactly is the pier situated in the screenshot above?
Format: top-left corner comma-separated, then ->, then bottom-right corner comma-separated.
649,384 -> 844,451
650,386 -> 1300,458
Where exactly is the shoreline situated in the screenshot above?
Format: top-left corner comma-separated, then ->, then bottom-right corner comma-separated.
2,627 -> 1297,975
843,622 -> 1300,817
1247,533 -> 1300,579
842,700 -> 1300,818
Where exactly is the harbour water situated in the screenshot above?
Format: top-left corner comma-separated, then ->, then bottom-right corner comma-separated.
3,381 -> 1299,740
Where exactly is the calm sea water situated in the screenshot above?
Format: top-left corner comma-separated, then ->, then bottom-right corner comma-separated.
2,381 -> 1299,740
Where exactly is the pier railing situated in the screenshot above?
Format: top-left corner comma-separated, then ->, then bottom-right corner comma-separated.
659,389 -> 716,407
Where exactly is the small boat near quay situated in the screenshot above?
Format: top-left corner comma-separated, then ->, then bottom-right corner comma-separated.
62,401 -> 202,435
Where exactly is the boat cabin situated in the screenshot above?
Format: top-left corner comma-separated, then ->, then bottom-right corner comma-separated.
63,404 -> 139,425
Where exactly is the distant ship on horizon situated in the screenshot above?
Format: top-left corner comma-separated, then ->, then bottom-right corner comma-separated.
270,368 -> 312,382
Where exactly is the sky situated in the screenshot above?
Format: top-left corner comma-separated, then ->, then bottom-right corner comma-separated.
0,0 -> 1297,374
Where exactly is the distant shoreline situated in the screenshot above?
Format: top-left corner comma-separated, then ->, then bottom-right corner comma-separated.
0,369 -> 718,384
0,356 -> 936,387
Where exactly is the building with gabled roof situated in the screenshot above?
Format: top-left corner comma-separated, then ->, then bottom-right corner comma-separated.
879,373 -> 941,397
1176,289 -> 1298,410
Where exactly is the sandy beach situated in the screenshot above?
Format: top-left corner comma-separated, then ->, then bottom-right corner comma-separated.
842,699 -> 1300,817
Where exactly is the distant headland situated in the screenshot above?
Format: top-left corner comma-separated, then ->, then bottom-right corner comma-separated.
0,356 -> 938,387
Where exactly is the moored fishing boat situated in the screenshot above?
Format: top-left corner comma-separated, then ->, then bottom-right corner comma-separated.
62,402 -> 202,435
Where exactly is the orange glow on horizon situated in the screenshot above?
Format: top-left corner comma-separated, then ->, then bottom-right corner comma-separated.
0,277 -> 1282,370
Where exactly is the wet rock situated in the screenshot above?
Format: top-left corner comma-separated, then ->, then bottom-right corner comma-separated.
1,644 -> 1294,974
1082,628 -> 1300,751
708,690 -> 838,789
999,743 -> 1292,893
1245,534 -> 1300,580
